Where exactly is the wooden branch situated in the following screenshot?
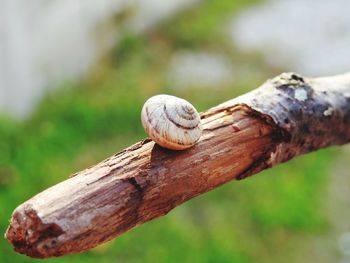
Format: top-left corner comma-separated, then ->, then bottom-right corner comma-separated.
5,72 -> 350,258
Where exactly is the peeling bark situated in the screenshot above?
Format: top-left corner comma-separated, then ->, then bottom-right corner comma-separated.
5,72 -> 350,258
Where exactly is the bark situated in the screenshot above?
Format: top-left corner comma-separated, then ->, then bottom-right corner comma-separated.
5,72 -> 350,258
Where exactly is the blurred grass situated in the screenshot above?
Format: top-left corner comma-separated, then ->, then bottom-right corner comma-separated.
0,0 -> 339,262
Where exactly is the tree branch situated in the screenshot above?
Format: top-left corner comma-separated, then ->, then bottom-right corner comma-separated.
5,72 -> 350,258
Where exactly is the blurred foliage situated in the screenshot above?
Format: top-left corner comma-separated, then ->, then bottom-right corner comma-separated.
158,0 -> 262,48
0,0 -> 340,262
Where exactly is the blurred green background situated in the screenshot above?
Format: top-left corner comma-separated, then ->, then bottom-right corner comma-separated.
1,0 -> 349,262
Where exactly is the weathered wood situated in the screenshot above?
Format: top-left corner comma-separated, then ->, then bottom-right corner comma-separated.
5,72 -> 350,258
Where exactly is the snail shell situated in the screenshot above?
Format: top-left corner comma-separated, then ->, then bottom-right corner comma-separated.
141,95 -> 202,150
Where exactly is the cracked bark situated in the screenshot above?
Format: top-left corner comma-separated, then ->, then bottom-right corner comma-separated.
5,72 -> 350,258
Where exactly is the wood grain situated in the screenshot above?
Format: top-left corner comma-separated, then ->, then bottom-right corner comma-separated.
5,72 -> 350,258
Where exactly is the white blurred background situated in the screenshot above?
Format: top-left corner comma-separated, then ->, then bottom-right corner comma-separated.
0,0 -> 199,117
1,0 -> 350,118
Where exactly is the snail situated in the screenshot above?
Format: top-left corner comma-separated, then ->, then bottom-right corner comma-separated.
141,94 -> 202,150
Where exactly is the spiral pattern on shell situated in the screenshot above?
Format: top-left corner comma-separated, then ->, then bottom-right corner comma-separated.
141,95 -> 202,150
